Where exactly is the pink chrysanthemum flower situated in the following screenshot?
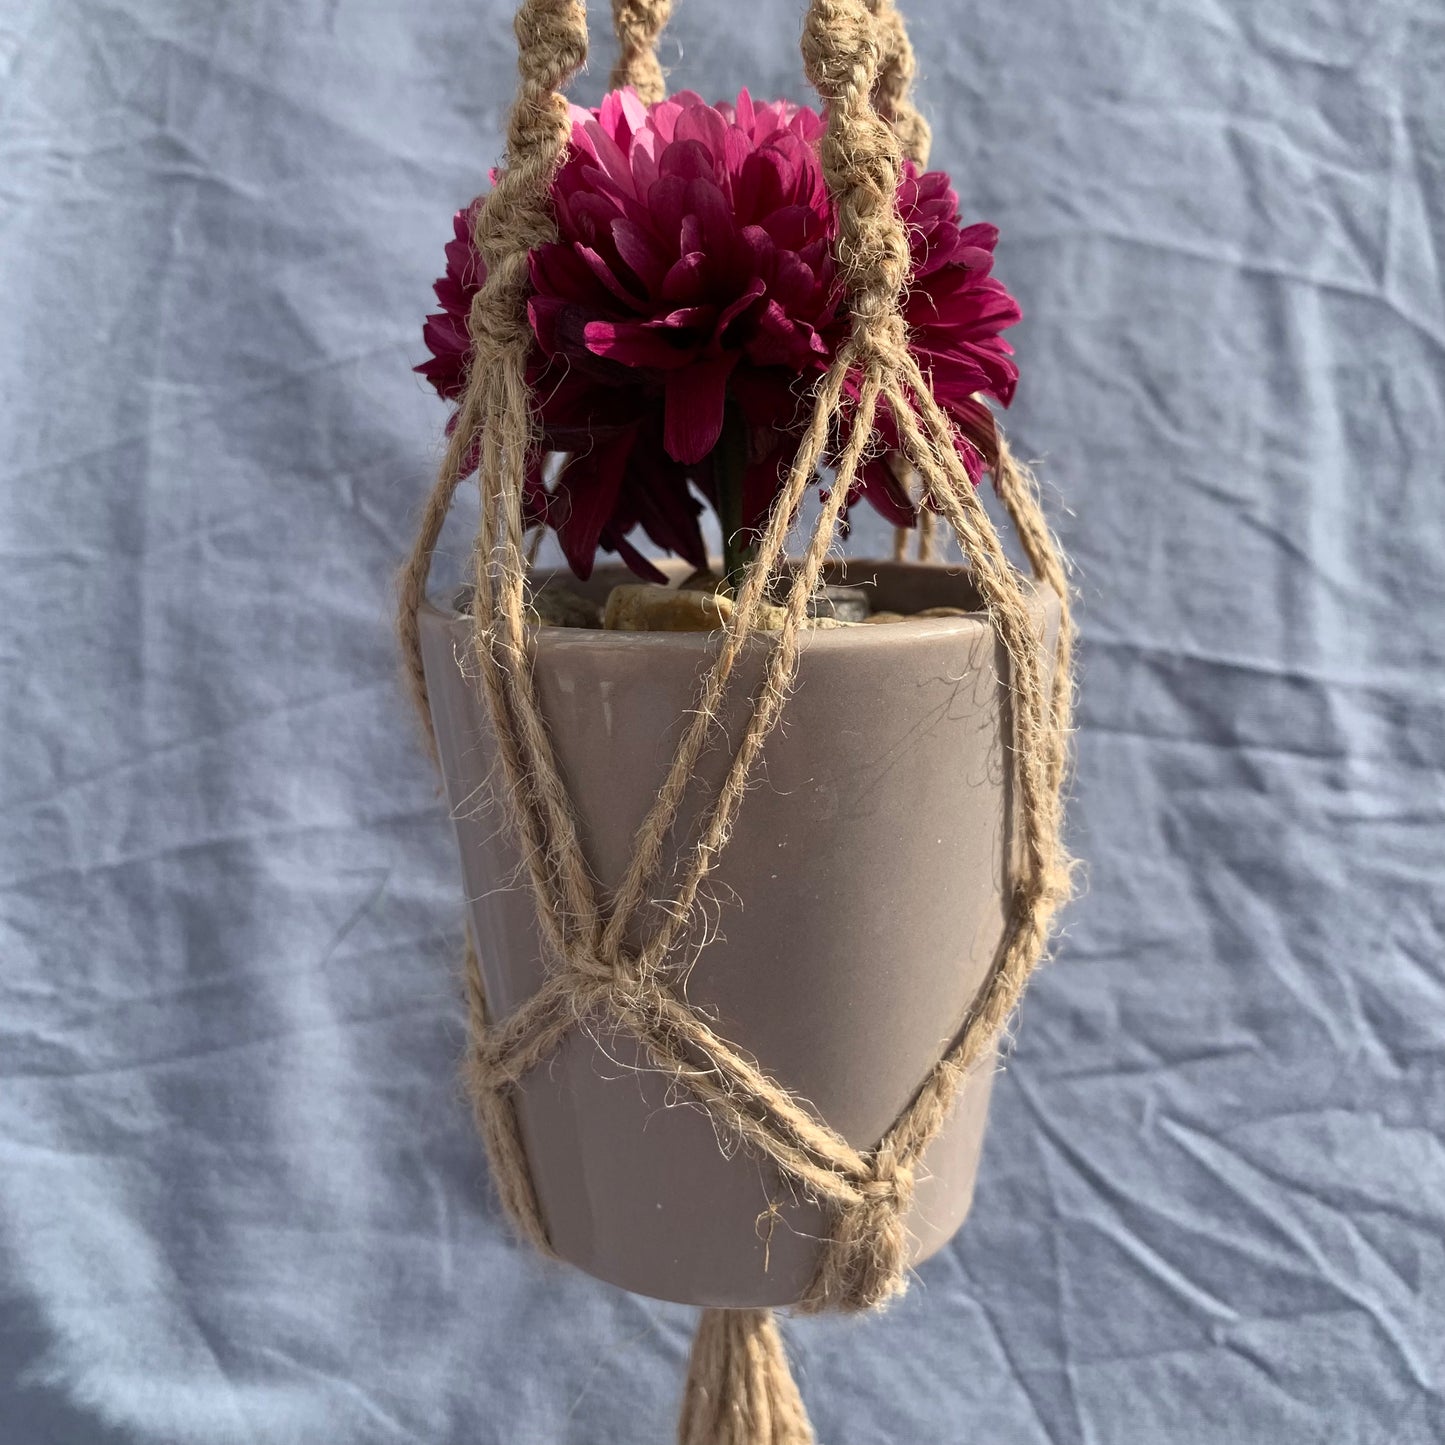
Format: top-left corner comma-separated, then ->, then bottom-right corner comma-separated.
419,87 -> 1022,580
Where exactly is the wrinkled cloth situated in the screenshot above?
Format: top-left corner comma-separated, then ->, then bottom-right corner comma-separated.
1,2 -> 1442,1441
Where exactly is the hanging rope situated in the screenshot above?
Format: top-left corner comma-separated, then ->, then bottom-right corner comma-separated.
610,0 -> 673,102
867,0 -> 931,167
853,0 -> 942,567
397,1 -> 1075,1439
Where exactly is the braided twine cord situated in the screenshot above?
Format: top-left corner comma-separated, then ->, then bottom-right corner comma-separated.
397,0 -> 1075,1433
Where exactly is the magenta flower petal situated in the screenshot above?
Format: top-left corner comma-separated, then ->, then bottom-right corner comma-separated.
552,428 -> 637,579
611,219 -> 669,291
575,243 -> 649,306
433,273 -> 469,313
857,457 -> 917,527
714,276 -> 767,342
604,529 -> 670,584
660,251 -> 709,304
659,137 -> 720,187
673,102 -> 732,164
665,353 -> 738,463
444,236 -> 476,282
584,317 -> 695,369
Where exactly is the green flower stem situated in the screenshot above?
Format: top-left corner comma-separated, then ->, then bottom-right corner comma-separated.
715,399 -> 754,594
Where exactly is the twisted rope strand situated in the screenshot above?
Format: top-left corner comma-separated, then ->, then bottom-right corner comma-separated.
894,359 -> 1062,893
992,434 -> 1077,800
680,1309 -> 815,1445
632,365 -> 883,980
468,1 -> 603,961
396,461 -> 471,766
861,0 -> 938,566
864,0 -> 931,167
610,0 -> 673,103
462,932 -> 554,1254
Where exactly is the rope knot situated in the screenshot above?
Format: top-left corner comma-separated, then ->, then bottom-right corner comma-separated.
514,0 -> 588,85
564,945 -> 617,985
600,971 -> 658,1026
865,1141 -> 900,1189
848,304 -> 908,368
833,183 -> 909,278
468,301 -> 533,360
474,194 -> 557,271
800,1144 -> 917,1315
803,0 -> 910,318
802,0 -> 881,100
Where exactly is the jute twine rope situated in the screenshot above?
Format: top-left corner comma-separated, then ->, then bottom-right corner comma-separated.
865,0 -> 938,569
397,2 -> 1075,1440
610,0 -> 673,103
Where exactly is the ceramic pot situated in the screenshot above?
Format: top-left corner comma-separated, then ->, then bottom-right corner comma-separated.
420,559 -> 1056,1307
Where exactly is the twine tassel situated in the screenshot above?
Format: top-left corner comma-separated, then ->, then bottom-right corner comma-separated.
679,1309 -> 815,1445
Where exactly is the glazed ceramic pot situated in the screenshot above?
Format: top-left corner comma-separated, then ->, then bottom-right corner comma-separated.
419,559 -> 1056,1307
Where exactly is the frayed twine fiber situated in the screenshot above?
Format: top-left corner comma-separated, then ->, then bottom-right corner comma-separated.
396,2 -> 1076,1441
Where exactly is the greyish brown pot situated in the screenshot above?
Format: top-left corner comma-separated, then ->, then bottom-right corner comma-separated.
419,559 -> 1056,1308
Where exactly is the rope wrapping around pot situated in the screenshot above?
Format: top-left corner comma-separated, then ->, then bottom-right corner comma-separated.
396,1 -> 1076,1440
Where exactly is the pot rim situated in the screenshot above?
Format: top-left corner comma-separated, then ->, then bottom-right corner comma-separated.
422,558 -> 1047,655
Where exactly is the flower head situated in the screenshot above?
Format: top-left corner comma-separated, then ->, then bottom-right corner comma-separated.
419,88 -> 1022,580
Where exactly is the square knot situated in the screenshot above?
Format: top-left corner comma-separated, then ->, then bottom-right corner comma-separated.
865,1139 -> 909,1190
564,944 -> 618,983
849,307 -> 909,368
812,1168 -> 914,1313
849,1155 -> 910,1241
826,1148 -> 921,1304
858,1175 -> 902,1208
599,973 -> 660,1027
802,0 -> 881,97
467,305 -> 533,359
852,1147 -> 915,1223
563,936 -> 646,988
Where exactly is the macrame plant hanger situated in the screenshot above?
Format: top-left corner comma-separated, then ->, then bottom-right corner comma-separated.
397,1 -> 1076,1440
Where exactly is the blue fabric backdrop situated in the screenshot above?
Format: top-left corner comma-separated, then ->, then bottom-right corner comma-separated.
2,1 -> 1442,1441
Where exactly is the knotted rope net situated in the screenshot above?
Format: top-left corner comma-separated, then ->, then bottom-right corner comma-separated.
397,1 -> 1076,1439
